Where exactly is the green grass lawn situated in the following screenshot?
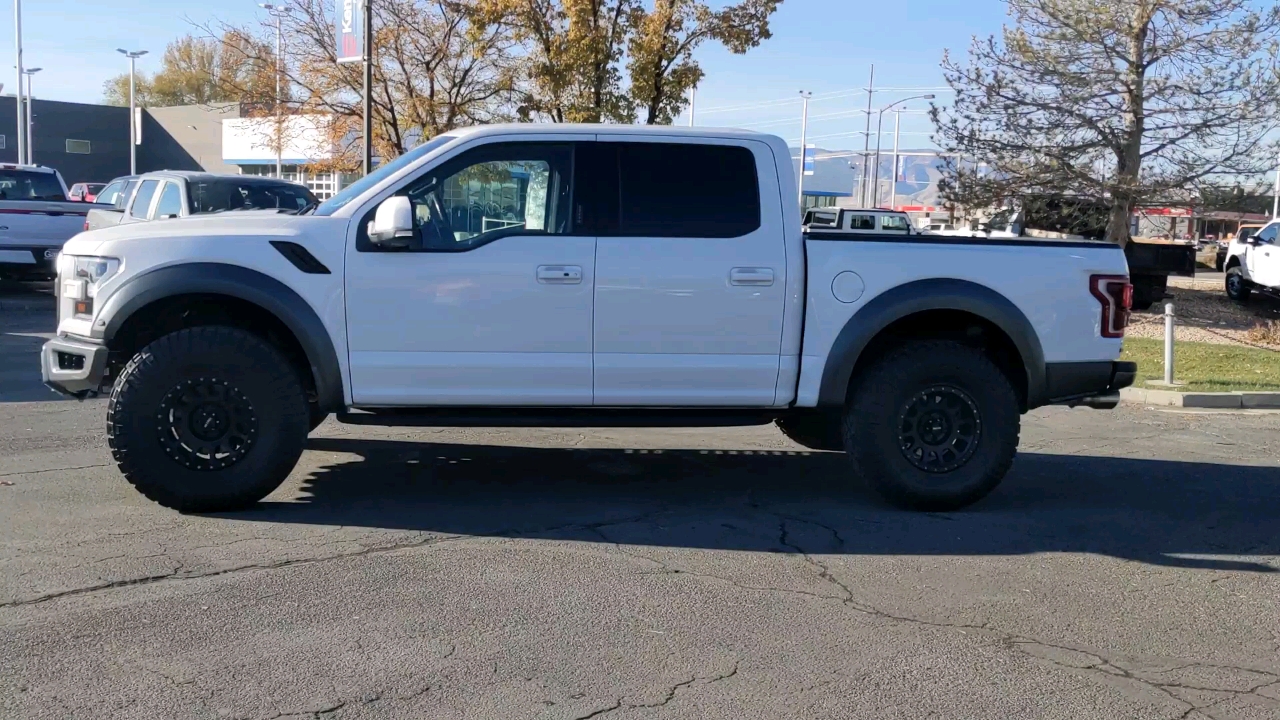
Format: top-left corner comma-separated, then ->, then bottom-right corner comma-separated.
1121,337 -> 1280,392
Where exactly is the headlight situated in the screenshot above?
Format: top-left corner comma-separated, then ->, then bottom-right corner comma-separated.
72,256 -> 121,297
61,256 -> 120,319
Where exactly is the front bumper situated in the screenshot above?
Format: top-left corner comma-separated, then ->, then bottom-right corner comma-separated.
41,336 -> 109,399
1042,360 -> 1137,410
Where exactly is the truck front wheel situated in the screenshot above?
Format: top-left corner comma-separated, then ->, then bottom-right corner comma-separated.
843,341 -> 1020,511
106,326 -> 309,512
1225,266 -> 1251,302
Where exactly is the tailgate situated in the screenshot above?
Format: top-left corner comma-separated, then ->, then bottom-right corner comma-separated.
1125,240 -> 1196,277
0,202 -> 88,247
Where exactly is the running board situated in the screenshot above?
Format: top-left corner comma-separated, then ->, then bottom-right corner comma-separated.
337,407 -> 781,429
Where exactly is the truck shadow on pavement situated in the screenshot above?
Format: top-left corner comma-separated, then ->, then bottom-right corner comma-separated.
241,437 -> 1280,573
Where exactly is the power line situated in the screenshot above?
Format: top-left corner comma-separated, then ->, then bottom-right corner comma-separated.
697,86 -> 952,115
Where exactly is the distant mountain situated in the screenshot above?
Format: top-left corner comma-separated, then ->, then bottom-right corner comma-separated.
794,147 -> 946,208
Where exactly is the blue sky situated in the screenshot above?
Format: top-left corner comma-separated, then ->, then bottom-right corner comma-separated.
3,0 -> 1010,152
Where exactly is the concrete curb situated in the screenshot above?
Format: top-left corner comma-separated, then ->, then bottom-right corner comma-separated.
1121,387 -> 1280,409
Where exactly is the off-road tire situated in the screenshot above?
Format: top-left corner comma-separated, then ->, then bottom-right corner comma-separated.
1225,266 -> 1251,303
308,404 -> 329,433
842,341 -> 1020,511
775,411 -> 844,452
107,326 -> 309,512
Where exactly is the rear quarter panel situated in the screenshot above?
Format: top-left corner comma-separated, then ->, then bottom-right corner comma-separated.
797,236 -> 1129,406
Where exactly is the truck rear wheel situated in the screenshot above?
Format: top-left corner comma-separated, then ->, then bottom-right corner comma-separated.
1225,266 -> 1251,302
775,411 -> 844,452
843,341 -> 1020,511
106,326 -> 309,513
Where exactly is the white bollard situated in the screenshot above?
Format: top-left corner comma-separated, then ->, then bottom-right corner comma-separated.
1163,303 -> 1175,385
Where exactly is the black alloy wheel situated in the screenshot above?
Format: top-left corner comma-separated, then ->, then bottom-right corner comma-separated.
896,385 -> 982,474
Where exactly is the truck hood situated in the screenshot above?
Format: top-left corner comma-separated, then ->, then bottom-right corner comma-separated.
64,212 -> 322,256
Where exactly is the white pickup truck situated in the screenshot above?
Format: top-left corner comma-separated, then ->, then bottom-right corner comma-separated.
0,164 -> 97,280
41,125 -> 1136,513
1224,219 -> 1279,302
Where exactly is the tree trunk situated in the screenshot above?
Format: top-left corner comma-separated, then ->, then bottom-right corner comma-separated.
1106,197 -> 1133,248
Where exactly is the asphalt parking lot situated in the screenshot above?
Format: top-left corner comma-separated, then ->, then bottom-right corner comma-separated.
2,283 -> 1279,719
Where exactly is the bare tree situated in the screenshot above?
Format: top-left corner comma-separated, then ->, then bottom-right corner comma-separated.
206,0 -> 522,169
932,0 -> 1280,244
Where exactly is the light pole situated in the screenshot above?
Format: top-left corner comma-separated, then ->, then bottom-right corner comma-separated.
259,3 -> 292,179
117,49 -> 148,175
796,90 -> 812,210
889,109 -> 901,211
22,67 -> 39,164
688,85 -> 696,127
14,0 -> 25,165
1273,152 -> 1279,220
870,94 -> 934,207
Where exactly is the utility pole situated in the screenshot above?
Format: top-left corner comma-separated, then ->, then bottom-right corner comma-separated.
117,49 -> 148,175
858,64 -> 874,206
259,3 -> 292,179
688,86 -> 696,127
889,109 -> 901,211
796,90 -> 812,210
362,0 -> 373,176
14,0 -> 25,165
22,67 -> 39,164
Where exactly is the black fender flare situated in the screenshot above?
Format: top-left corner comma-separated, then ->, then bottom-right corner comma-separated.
93,262 -> 345,412
816,278 -> 1047,408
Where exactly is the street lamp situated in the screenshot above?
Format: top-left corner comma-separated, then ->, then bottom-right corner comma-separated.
117,48 -> 148,175
14,0 -> 25,166
22,67 -> 40,164
796,90 -> 812,210
259,2 -> 292,179
870,94 -> 934,208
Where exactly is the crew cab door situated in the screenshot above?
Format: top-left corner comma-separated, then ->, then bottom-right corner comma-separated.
1247,223 -> 1280,288
344,136 -> 596,405
586,138 -> 787,405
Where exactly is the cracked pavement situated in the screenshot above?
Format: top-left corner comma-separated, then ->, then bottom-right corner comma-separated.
3,297 -> 1280,718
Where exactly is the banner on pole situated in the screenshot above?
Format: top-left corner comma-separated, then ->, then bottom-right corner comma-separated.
803,145 -> 816,176
336,0 -> 364,64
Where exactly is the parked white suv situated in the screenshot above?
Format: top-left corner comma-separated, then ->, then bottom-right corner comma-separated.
1224,219 -> 1279,302
42,124 -> 1136,512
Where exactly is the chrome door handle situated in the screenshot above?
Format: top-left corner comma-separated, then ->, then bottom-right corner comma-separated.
730,267 -> 775,286
537,265 -> 583,284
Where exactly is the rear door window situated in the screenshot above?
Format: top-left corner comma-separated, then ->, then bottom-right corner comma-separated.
845,213 -> 876,230
614,142 -> 760,238
881,215 -> 910,232
187,180 -> 319,214
129,180 -> 160,219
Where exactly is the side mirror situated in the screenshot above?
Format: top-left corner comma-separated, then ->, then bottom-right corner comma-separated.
367,196 -> 416,248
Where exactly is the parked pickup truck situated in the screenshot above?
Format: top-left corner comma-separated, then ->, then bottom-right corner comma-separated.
0,164 -> 102,280
41,125 -> 1136,513
1224,219 -> 1279,302
85,171 -> 318,231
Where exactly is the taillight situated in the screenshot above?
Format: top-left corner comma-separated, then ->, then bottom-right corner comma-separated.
83,220 -> 89,231
1090,274 -> 1131,339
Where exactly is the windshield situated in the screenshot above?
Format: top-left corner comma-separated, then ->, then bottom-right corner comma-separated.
313,135 -> 457,216
1238,227 -> 1259,242
188,180 -> 319,214
0,169 -> 66,201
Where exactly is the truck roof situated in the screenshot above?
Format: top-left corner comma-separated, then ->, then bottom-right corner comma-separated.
447,123 -> 775,143
0,163 -> 59,174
